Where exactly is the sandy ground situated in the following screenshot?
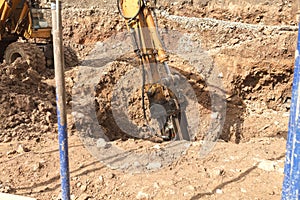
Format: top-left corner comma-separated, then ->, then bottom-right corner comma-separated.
0,0 -> 298,199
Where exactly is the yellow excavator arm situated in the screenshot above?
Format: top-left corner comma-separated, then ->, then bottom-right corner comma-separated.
118,0 -> 191,141
118,0 -> 168,63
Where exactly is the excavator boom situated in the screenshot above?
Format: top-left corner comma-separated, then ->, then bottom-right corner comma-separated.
118,0 -> 191,141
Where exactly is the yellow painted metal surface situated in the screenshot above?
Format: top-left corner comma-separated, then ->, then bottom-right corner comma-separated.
120,0 -> 140,19
1,0 -> 51,39
31,28 -> 52,38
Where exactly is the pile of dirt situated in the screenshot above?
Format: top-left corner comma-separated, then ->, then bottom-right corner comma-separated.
62,7 -> 124,60
0,59 -> 56,142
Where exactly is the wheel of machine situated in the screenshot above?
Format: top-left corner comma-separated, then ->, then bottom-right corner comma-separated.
4,42 -> 46,73
64,45 -> 79,68
40,45 -> 78,69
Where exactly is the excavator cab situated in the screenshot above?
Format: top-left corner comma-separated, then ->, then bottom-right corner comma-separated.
31,3 -> 50,29
25,0 -> 52,39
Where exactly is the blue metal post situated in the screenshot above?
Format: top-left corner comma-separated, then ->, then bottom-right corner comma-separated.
282,15 -> 300,200
51,1 -> 70,200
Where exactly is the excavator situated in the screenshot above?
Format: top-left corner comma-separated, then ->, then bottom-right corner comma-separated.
0,0 -> 76,71
118,0 -> 191,141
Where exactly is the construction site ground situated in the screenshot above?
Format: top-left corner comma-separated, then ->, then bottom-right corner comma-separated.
0,0 -> 298,199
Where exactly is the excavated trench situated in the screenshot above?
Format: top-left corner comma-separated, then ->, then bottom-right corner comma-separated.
85,55 -> 293,143
91,58 -> 212,142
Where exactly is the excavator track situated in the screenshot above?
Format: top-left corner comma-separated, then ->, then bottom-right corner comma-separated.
4,42 -> 46,73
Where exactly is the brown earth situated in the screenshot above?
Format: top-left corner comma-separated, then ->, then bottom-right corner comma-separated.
0,0 -> 298,199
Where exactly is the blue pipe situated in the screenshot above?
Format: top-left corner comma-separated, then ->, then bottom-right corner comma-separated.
52,1 -> 70,199
282,21 -> 300,200
57,110 -> 70,200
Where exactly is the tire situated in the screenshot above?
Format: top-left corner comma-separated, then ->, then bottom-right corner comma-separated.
4,42 -> 46,73
64,45 -> 79,68
42,45 -> 78,69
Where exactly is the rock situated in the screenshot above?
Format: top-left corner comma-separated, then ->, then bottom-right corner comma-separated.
258,160 -> 276,172
211,112 -> 219,119
183,192 -> 189,196
146,162 -> 162,170
229,38 -> 239,45
213,168 -> 225,177
153,182 -> 159,189
71,194 -> 76,200
3,137 -> 12,143
80,184 -> 87,192
120,163 -> 130,170
77,194 -> 91,200
107,173 -> 116,179
76,182 -> 82,188
98,175 -> 104,184
33,162 -> 43,171
136,191 -> 150,200
16,144 -> 29,154
186,185 -> 195,191
241,188 -> 247,193
274,121 -> 280,126
96,138 -> 110,149
215,188 -> 223,194
133,161 -> 141,168
218,72 -> 224,78
41,125 -> 50,132
38,186 -> 49,192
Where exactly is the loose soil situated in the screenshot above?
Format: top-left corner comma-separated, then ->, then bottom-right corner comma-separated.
0,0 -> 298,199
